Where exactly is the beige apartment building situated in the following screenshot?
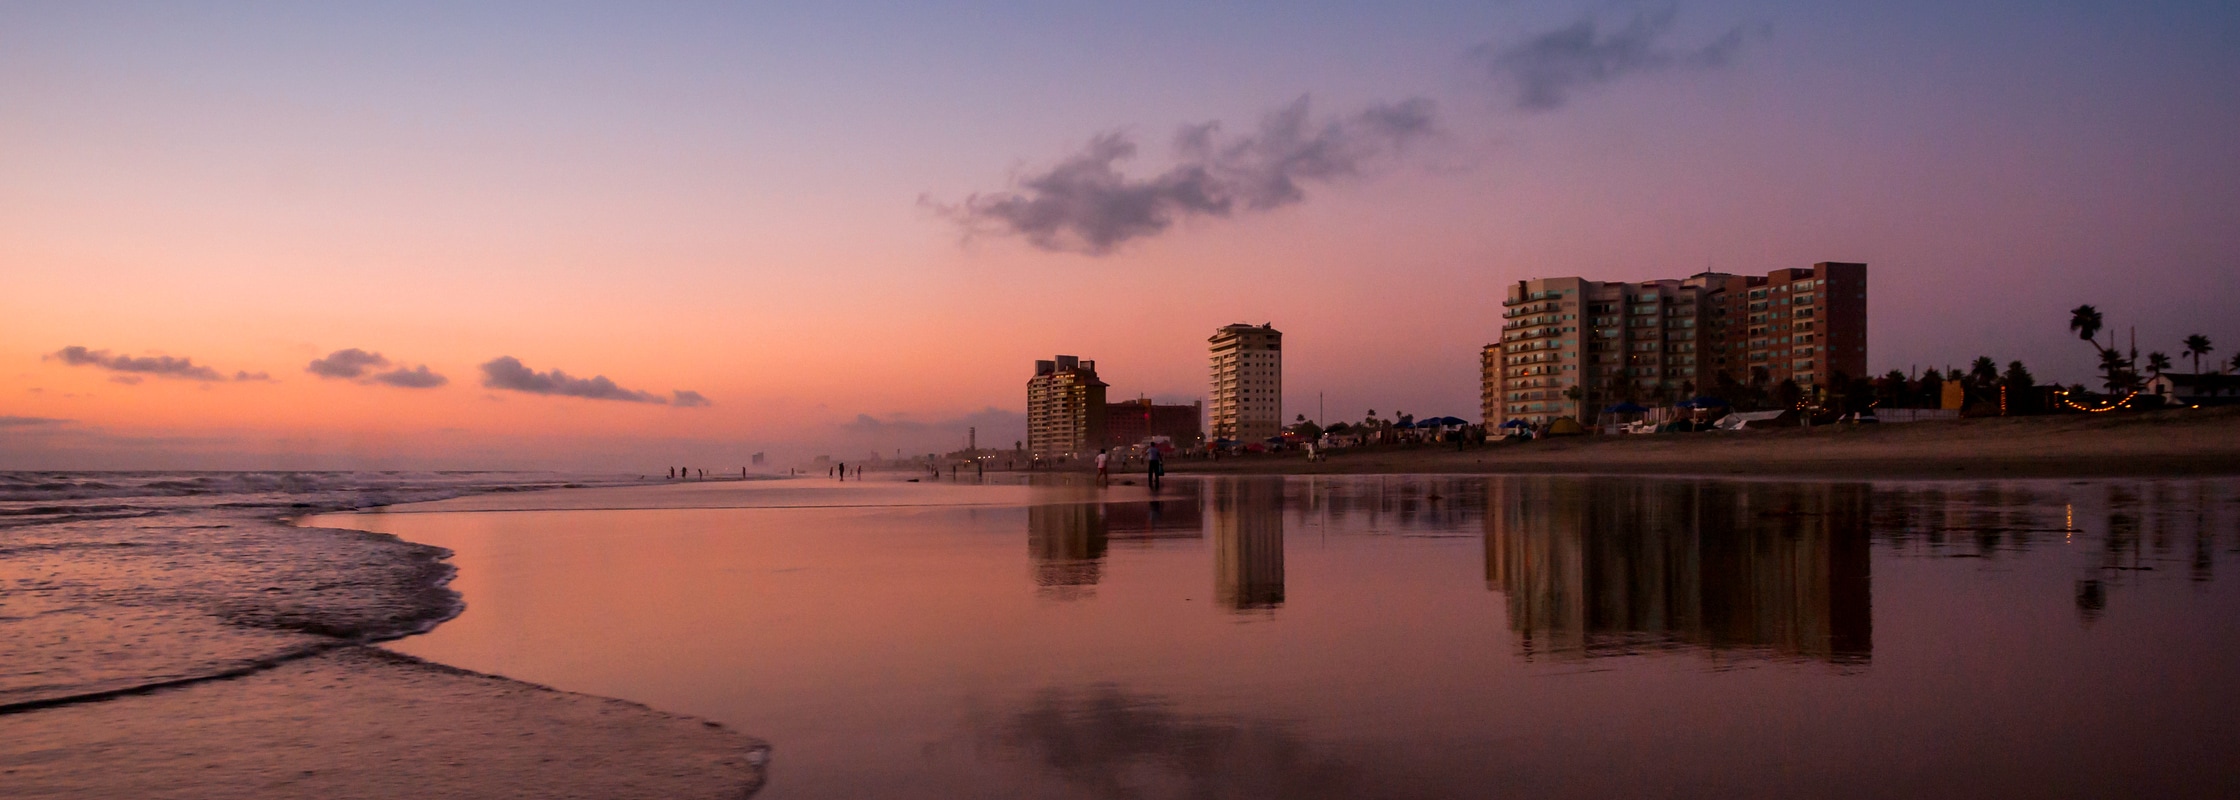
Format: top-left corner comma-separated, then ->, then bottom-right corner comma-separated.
1027,355 -> 1106,459
1483,263 -> 1867,424
1208,323 -> 1282,443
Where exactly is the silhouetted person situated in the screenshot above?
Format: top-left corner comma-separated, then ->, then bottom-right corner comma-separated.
837,462 -> 846,481
1145,445 -> 1164,489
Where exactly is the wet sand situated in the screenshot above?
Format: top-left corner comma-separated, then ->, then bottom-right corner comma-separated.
0,646 -> 767,800
1170,406 -> 2240,478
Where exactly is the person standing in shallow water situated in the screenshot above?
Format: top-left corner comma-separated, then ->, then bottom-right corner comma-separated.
837,462 -> 845,481
1094,449 -> 1109,485
1145,444 -> 1164,489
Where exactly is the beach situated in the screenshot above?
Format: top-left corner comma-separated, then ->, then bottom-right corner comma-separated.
0,472 -> 768,799
1169,406 -> 2240,478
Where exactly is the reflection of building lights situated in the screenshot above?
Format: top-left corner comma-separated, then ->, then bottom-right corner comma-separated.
2065,504 -> 2074,542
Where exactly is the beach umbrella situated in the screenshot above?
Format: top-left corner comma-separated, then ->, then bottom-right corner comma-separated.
1500,419 -> 1531,429
1395,419 -> 1416,429
1604,402 -> 1649,414
1680,396 -> 1731,409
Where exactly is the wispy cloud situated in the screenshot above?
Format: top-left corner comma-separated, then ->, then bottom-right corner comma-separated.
0,415 -> 70,428
932,96 -> 1435,255
478,356 -> 705,407
47,346 -> 265,383
1474,7 -> 1752,111
307,348 -> 448,389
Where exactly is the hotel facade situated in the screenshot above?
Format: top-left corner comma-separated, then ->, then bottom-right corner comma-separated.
1482,262 -> 1867,424
1027,355 -> 1107,458
1208,323 -> 1283,443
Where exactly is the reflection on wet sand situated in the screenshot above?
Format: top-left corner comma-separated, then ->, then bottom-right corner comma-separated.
986,685 -> 1383,800
1210,479 -> 1285,612
1028,504 -> 1109,599
1483,478 -> 1874,664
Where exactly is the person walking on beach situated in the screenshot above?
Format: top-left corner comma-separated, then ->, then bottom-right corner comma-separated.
1094,449 -> 1109,485
837,462 -> 846,481
1145,444 -> 1164,489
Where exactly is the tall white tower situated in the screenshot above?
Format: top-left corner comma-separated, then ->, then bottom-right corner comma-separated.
1208,323 -> 1282,443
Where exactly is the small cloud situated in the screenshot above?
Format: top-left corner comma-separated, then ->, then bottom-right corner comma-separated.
111,376 -> 144,385
0,415 -> 70,428
372,365 -> 449,389
479,356 -> 699,406
49,345 -> 241,382
309,348 -> 447,389
671,390 -> 712,408
1473,7 -> 1755,111
234,371 -> 273,382
307,348 -> 391,379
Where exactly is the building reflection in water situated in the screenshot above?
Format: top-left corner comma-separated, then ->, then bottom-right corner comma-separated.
1027,496 -> 1204,600
1028,504 -> 1109,600
1208,479 -> 1285,612
1483,477 -> 1873,664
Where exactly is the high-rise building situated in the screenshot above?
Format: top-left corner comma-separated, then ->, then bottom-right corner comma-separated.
1208,323 -> 1282,443
1484,263 -> 1867,424
1027,355 -> 1107,458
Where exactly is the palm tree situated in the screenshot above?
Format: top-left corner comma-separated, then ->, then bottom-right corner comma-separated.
2099,349 -> 2141,392
2147,352 -> 2172,381
2069,305 -> 2105,351
2183,334 -> 2213,375
1969,357 -> 1999,389
2002,361 -> 2035,389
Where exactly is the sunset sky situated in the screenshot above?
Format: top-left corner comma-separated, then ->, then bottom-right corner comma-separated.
5,1 -> 2237,470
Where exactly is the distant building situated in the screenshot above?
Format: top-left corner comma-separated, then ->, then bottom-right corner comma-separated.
1209,323 -> 1282,443
750,452 -> 766,466
1105,398 -> 1203,448
1484,263 -> 1867,424
1027,355 -> 1107,459
2147,372 -> 2240,406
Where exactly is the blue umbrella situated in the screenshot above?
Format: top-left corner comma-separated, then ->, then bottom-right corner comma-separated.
1395,419 -> 1416,429
1500,419 -> 1531,429
1434,416 -> 1467,427
1679,396 -> 1731,409
1604,402 -> 1650,414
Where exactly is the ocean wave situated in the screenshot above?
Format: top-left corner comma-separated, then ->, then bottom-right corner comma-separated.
0,470 -> 644,712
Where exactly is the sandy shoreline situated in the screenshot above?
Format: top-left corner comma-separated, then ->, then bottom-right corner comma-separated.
0,474 -> 768,799
1162,406 -> 2240,479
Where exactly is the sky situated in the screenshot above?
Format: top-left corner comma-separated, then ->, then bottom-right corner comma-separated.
4,0 -> 2237,470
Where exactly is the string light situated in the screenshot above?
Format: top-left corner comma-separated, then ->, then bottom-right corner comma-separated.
2055,389 -> 2139,413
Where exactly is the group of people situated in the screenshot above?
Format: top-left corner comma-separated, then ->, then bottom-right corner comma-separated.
1092,444 -> 1165,488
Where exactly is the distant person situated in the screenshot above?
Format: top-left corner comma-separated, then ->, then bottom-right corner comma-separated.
1145,445 -> 1165,489
837,462 -> 846,481
668,467 -> 675,480
1094,449 -> 1109,484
